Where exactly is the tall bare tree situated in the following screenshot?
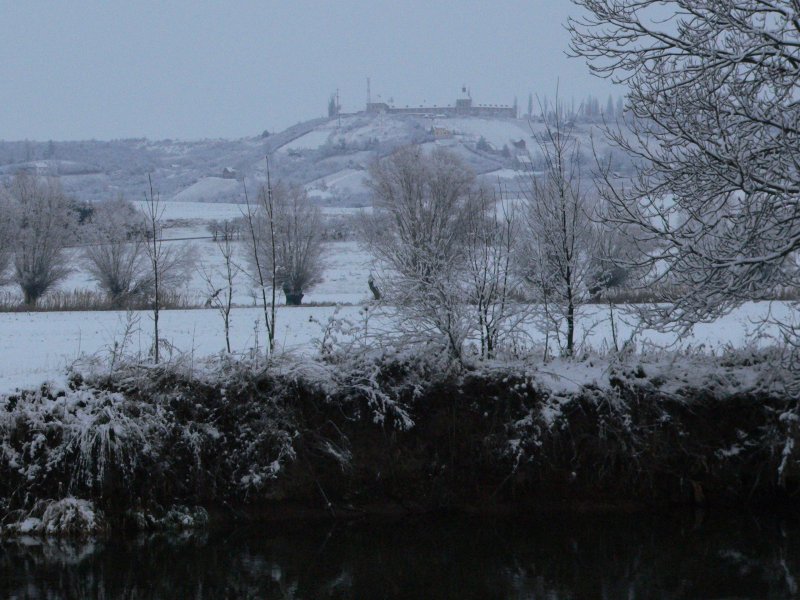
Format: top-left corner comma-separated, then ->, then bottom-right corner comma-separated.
141,176 -> 194,363
569,0 -> 800,332
84,196 -> 151,308
8,172 -> 72,306
461,187 -> 524,359
143,178 -> 164,363
242,178 -> 277,355
362,146 -> 476,362
199,219 -> 239,353
522,105 -> 597,357
0,187 -> 15,285
248,183 -> 324,307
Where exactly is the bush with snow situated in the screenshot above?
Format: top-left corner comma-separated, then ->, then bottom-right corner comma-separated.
1,347 -> 799,537
2,498 -> 104,538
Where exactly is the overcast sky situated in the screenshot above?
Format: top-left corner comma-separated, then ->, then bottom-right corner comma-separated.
0,1 -> 617,141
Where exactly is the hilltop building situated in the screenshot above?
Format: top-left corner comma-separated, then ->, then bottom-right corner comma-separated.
366,86 -> 517,119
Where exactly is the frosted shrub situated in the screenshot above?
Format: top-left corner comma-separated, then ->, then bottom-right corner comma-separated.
2,498 -> 105,539
40,498 -> 105,537
104,356 -> 304,500
0,384 -> 168,504
70,394 -> 165,489
329,347 -> 446,430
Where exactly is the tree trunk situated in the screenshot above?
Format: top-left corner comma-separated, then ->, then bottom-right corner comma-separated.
284,290 -> 304,306
566,297 -> 575,357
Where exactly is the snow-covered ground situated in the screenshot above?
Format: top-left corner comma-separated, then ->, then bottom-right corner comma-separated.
171,177 -> 241,203
445,117 -> 534,148
0,306 -> 351,393
278,128 -> 334,153
0,301 -> 791,395
0,201 -> 792,395
1,202 -> 373,307
131,199 -> 248,221
305,168 -> 370,201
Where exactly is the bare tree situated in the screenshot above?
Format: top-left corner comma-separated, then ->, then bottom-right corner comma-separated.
274,185 -> 324,305
199,219 -> 239,353
242,177 -> 276,355
248,183 -> 324,306
568,0 -> 800,331
522,106 -> 597,357
0,187 -> 15,285
84,196 -> 151,308
8,172 -> 72,306
362,146 -> 476,362
141,176 -> 194,363
461,187 -> 524,359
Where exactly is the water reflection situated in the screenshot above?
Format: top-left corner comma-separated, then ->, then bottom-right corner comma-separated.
1,512 -> 798,599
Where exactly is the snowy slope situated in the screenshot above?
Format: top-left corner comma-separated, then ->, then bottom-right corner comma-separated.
278,129 -> 334,153
172,177 -> 241,203
305,168 -> 370,201
444,117 -> 533,148
0,113 -> 630,207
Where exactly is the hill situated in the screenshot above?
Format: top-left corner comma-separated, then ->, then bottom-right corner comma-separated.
0,113 -> 628,205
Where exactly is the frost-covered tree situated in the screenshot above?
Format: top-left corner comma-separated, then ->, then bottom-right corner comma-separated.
8,173 -> 72,306
141,178 -> 194,362
569,0 -> 800,331
362,146 -> 477,362
84,196 -> 151,308
0,188 -> 15,285
86,195 -> 191,310
200,219 -> 239,353
522,105 -> 597,357
462,188 -> 524,359
248,184 -> 324,306
243,179 -> 276,353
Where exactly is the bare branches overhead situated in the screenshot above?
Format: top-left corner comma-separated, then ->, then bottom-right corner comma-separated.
569,0 -> 800,329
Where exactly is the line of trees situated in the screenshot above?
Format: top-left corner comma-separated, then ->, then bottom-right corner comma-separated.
0,149 -> 637,364
0,151 -> 618,363
0,168 -> 327,360
360,138 -> 629,361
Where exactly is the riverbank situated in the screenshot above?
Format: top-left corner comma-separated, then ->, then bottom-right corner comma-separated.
2,348 -> 798,538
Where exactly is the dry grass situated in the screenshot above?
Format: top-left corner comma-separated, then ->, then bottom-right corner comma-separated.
0,289 -> 202,312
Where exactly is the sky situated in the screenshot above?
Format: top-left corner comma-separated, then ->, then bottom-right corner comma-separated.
0,1 -> 618,141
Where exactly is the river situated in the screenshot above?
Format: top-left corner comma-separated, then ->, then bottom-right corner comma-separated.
2,511 -> 798,599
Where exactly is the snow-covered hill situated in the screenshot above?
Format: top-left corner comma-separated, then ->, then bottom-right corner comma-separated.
172,177 -> 241,203
0,113 -> 629,205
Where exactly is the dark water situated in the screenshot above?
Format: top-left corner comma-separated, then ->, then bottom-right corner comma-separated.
1,512 -> 798,599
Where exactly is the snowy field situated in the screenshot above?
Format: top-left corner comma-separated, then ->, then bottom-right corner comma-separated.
129,200 -> 369,221
0,301 -> 792,395
0,200 -> 794,395
1,202 -> 374,306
